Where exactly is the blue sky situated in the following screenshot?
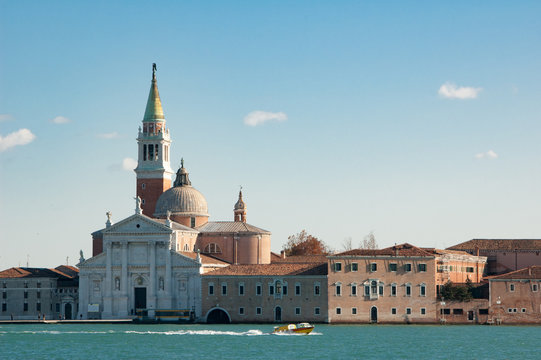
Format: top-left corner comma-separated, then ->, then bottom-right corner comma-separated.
1,1 -> 540,268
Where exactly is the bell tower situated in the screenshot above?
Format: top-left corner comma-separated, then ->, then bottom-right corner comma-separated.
234,188 -> 247,222
134,64 -> 174,217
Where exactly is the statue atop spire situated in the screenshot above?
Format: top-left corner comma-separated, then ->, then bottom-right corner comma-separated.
152,63 -> 157,80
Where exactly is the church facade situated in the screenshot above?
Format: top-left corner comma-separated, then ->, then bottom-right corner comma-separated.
78,65 -> 271,320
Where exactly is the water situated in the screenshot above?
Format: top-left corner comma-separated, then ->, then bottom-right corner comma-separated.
0,323 -> 539,359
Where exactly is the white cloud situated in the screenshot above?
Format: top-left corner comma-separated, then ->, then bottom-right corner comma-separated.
0,114 -> 14,122
438,82 -> 482,99
243,110 -> 287,126
0,128 -> 36,152
475,150 -> 498,159
98,132 -> 119,139
122,157 -> 137,171
50,116 -> 71,124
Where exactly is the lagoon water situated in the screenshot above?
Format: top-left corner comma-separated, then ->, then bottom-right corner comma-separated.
0,323 -> 539,359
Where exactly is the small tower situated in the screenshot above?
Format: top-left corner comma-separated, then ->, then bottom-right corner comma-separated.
234,188 -> 247,223
134,64 -> 174,217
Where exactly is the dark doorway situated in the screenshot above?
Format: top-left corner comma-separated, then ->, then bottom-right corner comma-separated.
64,303 -> 72,320
370,306 -> 378,323
134,287 -> 147,310
275,306 -> 282,322
206,309 -> 230,324
468,310 -> 474,321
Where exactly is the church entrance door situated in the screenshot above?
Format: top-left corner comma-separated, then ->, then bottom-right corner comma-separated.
134,287 -> 147,310
64,303 -> 72,320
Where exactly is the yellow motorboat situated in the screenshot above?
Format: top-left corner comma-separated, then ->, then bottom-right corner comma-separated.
273,322 -> 314,334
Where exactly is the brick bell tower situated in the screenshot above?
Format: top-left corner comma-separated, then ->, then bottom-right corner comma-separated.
134,63 -> 174,217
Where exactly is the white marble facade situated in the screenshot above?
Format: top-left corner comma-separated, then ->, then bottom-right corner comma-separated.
78,212 -> 202,319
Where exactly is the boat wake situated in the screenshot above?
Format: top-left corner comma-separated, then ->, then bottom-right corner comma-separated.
125,329 -> 265,336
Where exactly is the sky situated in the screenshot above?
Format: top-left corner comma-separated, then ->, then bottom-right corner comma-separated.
1,1 -> 540,268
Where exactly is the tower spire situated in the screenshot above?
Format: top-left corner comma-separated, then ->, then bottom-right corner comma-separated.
234,187 -> 247,222
143,63 -> 165,124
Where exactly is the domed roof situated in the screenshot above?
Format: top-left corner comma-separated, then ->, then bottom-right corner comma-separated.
234,190 -> 246,211
154,160 -> 209,218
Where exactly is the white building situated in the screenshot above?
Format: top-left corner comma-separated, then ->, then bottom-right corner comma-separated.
78,202 -> 207,320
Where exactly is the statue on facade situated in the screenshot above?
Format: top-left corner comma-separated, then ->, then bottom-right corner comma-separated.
135,196 -> 142,214
79,250 -> 85,263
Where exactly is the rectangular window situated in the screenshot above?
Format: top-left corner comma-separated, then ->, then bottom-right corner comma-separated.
334,263 -> 342,272
466,267 -> 474,273
351,284 -> 357,296
418,264 -> 427,272
391,284 -> 397,296
190,217 -> 195,228
256,307 -> 262,315
1,303 -> 6,312
314,283 -> 320,296
406,285 -> 411,296
352,307 -> 357,315
364,285 -> 370,296
521,308 -> 526,313
379,285 -> 384,296
239,307 -> 244,315
283,285 -> 288,295
155,144 -> 159,160
36,303 -> 41,312
336,284 -> 341,296
351,263 -> 358,272
24,291 -> 28,299
295,307 -> 301,315
389,263 -> 397,272
406,308 -> 411,315
295,284 -> 301,296
510,283 -> 515,292
336,307 -> 342,315
208,283 -> 214,295
37,282 -> 41,288
479,309 -> 489,315
405,264 -> 412,272
370,263 -> 377,272
391,308 -> 397,315
256,284 -> 262,296
420,308 -> 426,315
420,285 -> 426,297
239,283 -> 245,296
453,309 -> 463,315
314,307 -> 320,315
533,284 -> 539,292
2,282 -> 6,288
23,303 -> 28,312
37,291 -> 41,299
269,285 -> 274,295
2,292 -> 5,299
221,283 -> 227,296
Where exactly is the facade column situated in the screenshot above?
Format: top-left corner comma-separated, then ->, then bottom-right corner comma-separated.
165,243 -> 172,296
103,241 -> 113,318
149,241 -> 156,316
119,242 -> 129,317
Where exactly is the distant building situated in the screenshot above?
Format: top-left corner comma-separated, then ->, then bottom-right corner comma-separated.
488,266 -> 541,324
448,239 -> 541,275
0,266 -> 78,320
202,255 -> 328,323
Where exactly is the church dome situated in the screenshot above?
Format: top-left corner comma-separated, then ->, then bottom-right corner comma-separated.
154,160 -> 209,218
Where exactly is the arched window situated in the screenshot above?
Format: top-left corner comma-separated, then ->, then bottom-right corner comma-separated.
183,244 -> 190,251
204,243 -> 222,254
371,280 -> 378,295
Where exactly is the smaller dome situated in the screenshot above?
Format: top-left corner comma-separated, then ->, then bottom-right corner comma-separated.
234,190 -> 246,211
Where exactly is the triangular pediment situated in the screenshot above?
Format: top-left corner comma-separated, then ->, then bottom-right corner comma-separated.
78,252 -> 106,268
104,214 -> 172,235
171,251 -> 201,268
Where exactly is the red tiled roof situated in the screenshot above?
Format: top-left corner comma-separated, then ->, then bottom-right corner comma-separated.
178,252 -> 229,265
271,255 -> 328,264
487,266 -> 541,280
334,243 -> 433,257
204,263 -> 327,276
448,239 -> 541,251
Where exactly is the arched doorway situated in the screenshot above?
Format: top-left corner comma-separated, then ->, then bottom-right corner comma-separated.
206,309 -> 231,324
65,303 -> 72,320
275,306 -> 282,322
370,306 -> 378,323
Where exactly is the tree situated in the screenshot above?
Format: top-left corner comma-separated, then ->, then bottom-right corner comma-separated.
282,230 -> 329,256
360,231 -> 378,249
439,281 -> 473,302
341,237 -> 353,251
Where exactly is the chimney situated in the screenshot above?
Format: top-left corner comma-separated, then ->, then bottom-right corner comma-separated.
280,250 -> 286,259
529,267 -> 532,276
475,246 -> 480,257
